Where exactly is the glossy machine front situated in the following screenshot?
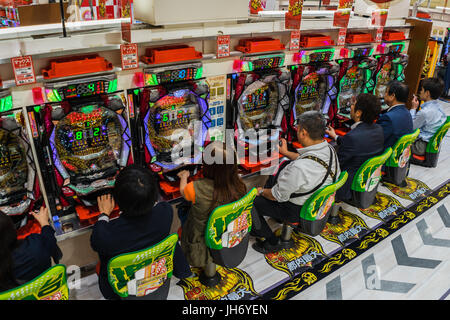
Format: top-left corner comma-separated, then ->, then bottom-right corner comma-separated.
0,90 -> 46,239
128,61 -> 211,199
227,50 -> 290,172
288,39 -> 339,147
29,74 -> 133,228
372,32 -> 409,103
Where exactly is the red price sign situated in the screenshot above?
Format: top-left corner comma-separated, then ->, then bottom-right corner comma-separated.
120,43 -> 139,70
11,56 -> 36,86
337,28 -> 347,46
290,30 -> 300,50
375,27 -> 384,43
217,35 -> 231,59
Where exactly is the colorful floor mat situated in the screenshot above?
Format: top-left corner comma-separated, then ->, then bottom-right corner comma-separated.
259,179 -> 449,300
383,177 -> 431,201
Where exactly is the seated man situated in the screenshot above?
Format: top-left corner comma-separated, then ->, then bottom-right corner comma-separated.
90,164 -> 192,300
251,111 -> 340,254
377,81 -> 413,150
410,77 -> 447,156
325,93 -> 384,202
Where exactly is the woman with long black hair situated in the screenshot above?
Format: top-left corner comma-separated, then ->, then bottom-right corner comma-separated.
178,141 -> 247,272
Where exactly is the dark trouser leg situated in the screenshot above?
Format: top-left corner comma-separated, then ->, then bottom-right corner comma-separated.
251,196 -> 301,244
411,138 -> 427,156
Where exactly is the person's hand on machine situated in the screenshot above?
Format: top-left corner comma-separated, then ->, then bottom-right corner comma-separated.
278,138 -> 289,156
177,170 -> 190,181
97,194 -> 115,216
32,206 -> 50,227
325,126 -> 337,140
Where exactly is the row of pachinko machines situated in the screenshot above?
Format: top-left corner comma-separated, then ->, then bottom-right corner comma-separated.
0,31 -> 408,237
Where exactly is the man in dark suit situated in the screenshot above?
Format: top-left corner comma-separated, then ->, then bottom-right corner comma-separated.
376,81 -> 413,150
326,93 -> 384,202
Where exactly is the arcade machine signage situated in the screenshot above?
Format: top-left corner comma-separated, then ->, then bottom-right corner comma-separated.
31,70 -> 133,229
334,32 -> 377,130
372,31 -> 408,105
289,34 -> 339,147
227,38 -> 290,173
129,45 -> 211,199
0,89 -> 45,239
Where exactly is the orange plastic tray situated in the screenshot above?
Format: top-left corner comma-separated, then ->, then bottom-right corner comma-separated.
42,54 -> 113,79
17,219 -> 41,240
236,38 -> 285,54
239,152 -> 282,172
346,32 -> 373,44
158,171 -> 203,199
382,31 -> 405,42
300,34 -> 334,48
75,204 -> 120,225
141,45 -> 203,65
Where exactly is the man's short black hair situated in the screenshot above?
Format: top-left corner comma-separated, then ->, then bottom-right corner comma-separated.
421,77 -> 444,100
387,80 -> 409,103
355,93 -> 382,124
113,164 -> 158,217
296,110 -> 327,140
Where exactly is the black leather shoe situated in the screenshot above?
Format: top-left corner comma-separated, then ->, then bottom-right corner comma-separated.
252,239 -> 283,254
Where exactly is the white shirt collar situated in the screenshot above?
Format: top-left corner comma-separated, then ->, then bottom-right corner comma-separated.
387,104 -> 404,112
351,121 -> 362,130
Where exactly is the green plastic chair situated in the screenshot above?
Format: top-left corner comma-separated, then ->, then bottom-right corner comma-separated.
411,116 -> 450,168
383,129 -> 420,186
0,265 -> 68,300
201,188 -> 257,287
279,171 -> 348,243
107,233 -> 178,300
350,148 -> 393,209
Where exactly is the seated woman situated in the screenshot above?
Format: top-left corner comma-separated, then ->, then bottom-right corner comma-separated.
178,141 -> 247,274
325,93 -> 384,203
90,164 -> 192,300
0,207 -> 62,292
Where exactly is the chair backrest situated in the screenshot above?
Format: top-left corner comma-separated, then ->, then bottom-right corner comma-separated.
385,129 -> 420,168
426,116 -> 450,154
0,265 -> 68,300
351,148 -> 393,193
107,233 -> 178,298
300,171 -> 348,221
205,188 -> 258,250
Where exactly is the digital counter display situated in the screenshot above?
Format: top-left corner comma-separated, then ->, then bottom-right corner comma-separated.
158,68 -> 195,84
155,107 -> 189,131
62,81 -> 106,99
309,51 -> 333,63
353,48 -> 371,58
252,57 -> 282,70
389,44 -> 403,54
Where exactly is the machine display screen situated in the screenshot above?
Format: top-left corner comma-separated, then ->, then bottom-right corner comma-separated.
252,56 -> 283,71
309,51 -> 333,63
0,128 -> 28,204
353,47 -> 371,58
158,68 -> 196,84
147,90 -> 201,154
238,81 -> 278,131
53,105 -> 123,177
61,81 -> 108,99
294,72 -> 327,117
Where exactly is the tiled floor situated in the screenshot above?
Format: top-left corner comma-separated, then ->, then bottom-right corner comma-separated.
69,100 -> 450,300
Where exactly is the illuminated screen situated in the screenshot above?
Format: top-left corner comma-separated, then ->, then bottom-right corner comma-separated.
338,65 -> 363,114
252,57 -> 282,71
61,81 -> 107,99
237,81 -> 278,131
0,128 -> 28,204
309,51 -> 333,63
54,105 -> 122,177
294,72 -> 326,117
147,90 -> 201,154
158,68 -> 195,84
353,48 -> 371,58
388,44 -> 403,54
374,61 -> 394,99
